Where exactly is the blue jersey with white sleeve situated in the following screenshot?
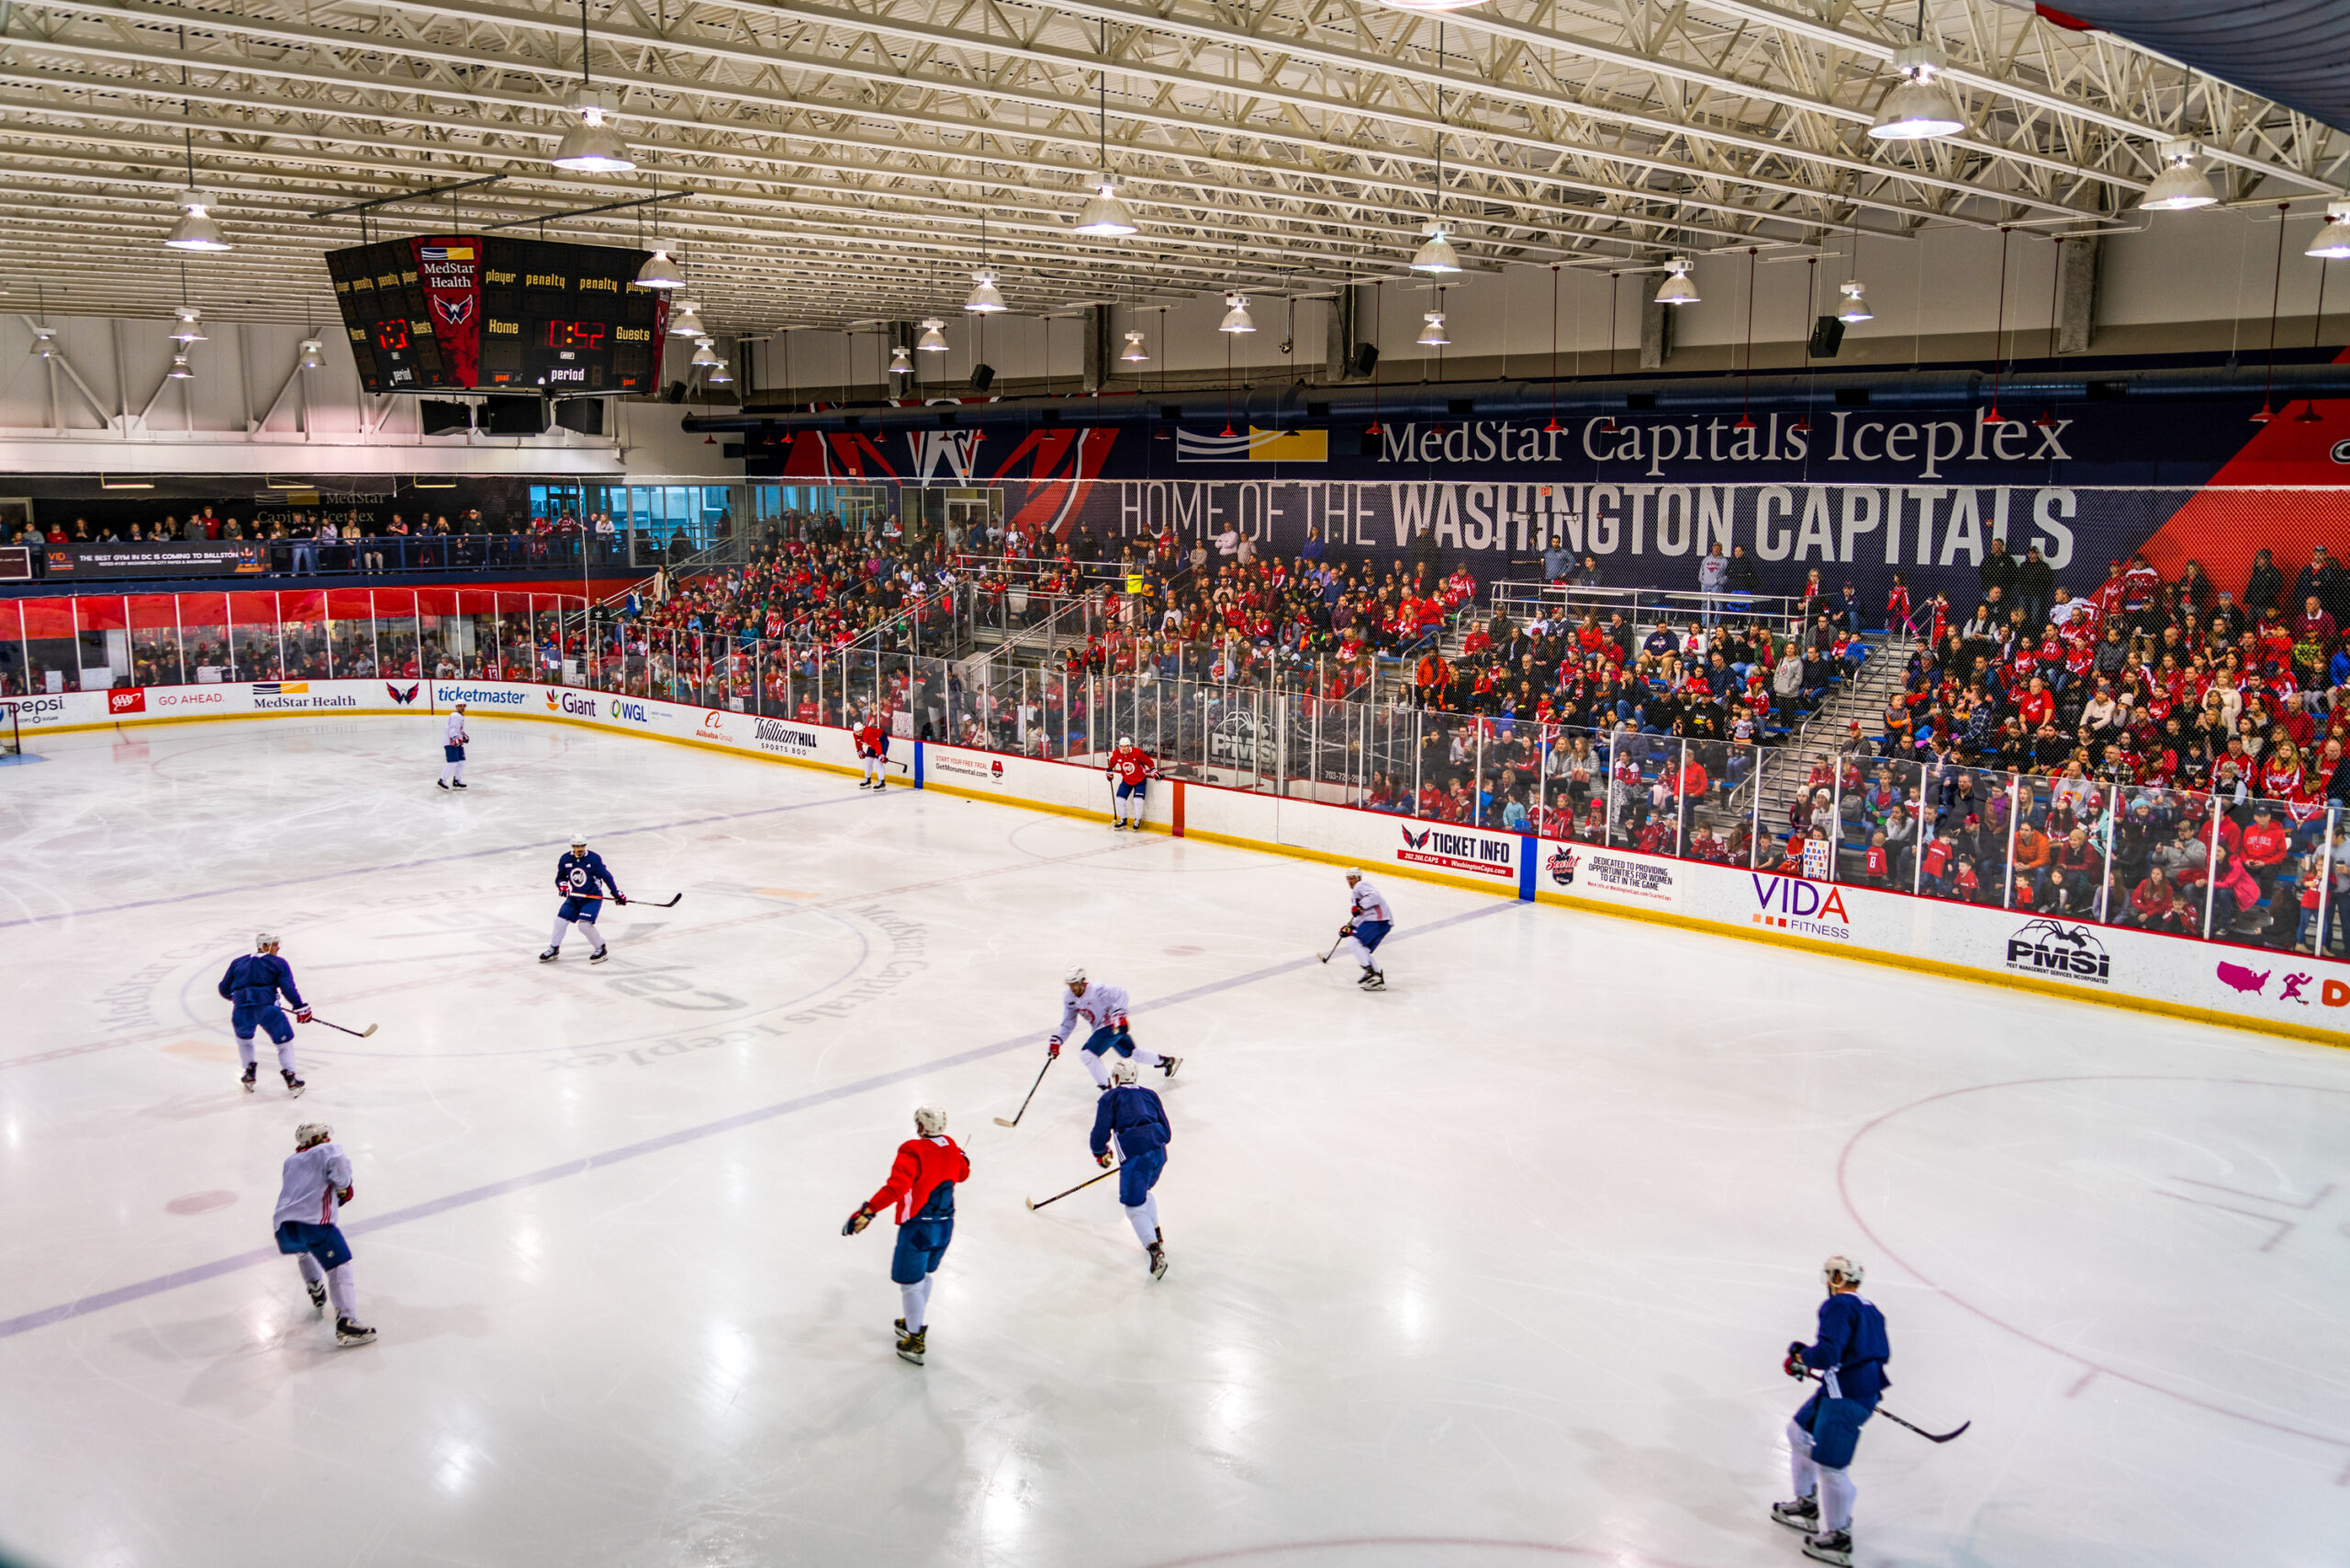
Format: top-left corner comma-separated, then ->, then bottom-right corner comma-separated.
1090,1083 -> 1172,1162
555,850 -> 623,901
218,953 -> 306,1010
1799,1291 -> 1891,1405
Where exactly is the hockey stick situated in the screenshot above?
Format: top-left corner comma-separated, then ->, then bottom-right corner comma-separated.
626,894 -> 685,908
1801,1371 -> 1969,1443
310,1016 -> 378,1039
994,1055 -> 1055,1127
1318,924 -> 1352,964
1025,1163 -> 1120,1211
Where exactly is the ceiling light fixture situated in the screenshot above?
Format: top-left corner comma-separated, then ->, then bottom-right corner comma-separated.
549,0 -> 633,173
297,338 -> 324,370
635,246 -> 684,290
888,345 -> 912,375
167,353 -> 194,381
169,306 -> 207,343
1072,49 -> 1137,238
2308,200 -> 2350,260
1219,292 -> 1256,333
1411,223 -> 1461,275
1122,329 -> 1149,363
1416,309 -> 1449,347
690,337 -> 721,368
1654,256 -> 1699,306
1836,280 -> 1874,323
2139,140 -> 2219,211
667,299 -> 704,337
916,318 -> 950,352
706,359 -> 733,386
1867,44 -> 1966,141
967,212 -> 1006,312
165,190 -> 230,253
30,327 -> 59,360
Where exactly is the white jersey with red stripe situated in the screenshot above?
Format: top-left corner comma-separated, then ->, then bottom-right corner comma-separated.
1055,980 -> 1133,1042
1108,747 -> 1158,787
272,1141 -> 353,1229
1348,878 -> 1394,925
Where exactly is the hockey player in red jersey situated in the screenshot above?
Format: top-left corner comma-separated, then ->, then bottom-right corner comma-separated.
1105,734 -> 1158,831
843,1105 -> 969,1366
853,712 -> 890,790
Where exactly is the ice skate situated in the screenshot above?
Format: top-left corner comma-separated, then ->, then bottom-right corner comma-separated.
539,947 -> 560,962
893,1317 -> 907,1338
449,780 -> 467,790
1771,1496 -> 1819,1532
436,779 -> 448,790
306,1279 -> 328,1315
1158,1055 -> 1181,1079
334,1317 -> 377,1347
1359,967 -> 1386,991
1147,1240 -> 1169,1280
895,1327 -> 926,1365
240,1064 -> 257,1094
281,1070 -> 306,1099
588,946 -> 610,965
1799,1530 -> 1852,1567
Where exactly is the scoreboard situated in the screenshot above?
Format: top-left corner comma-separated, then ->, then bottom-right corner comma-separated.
326,235 -> 672,395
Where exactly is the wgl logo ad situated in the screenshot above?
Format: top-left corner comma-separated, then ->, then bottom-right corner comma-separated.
2004,919 -> 2110,985
608,698 -> 649,724
1398,824 -> 1514,880
1750,873 -> 1851,940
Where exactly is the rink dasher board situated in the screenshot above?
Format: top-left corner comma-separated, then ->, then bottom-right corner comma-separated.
24,679 -> 2350,1047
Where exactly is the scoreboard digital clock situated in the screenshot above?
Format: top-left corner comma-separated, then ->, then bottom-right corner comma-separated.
325,235 -> 673,396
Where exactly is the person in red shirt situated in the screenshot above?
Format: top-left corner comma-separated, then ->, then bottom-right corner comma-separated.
2238,803 -> 2293,913
854,711 -> 890,790
795,694 -> 820,724
1106,734 -> 1158,831
842,1105 -> 969,1367
2016,675 -> 2055,730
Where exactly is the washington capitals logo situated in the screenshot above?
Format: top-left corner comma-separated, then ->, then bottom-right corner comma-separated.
1401,825 -> 1431,851
386,682 -> 420,705
430,296 -> 475,328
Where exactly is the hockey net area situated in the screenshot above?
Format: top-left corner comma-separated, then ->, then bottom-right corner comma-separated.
0,700 -> 19,756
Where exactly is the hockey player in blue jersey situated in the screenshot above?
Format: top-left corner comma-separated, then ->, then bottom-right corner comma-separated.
541,832 -> 627,964
1090,1058 -> 1172,1280
218,932 -> 312,1096
1773,1255 -> 1892,1567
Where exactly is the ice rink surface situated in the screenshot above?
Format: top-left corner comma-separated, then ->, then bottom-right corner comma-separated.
2,714 -> 2347,1568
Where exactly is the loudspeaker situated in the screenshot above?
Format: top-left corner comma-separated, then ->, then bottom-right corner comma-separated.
663,380 -> 688,405
419,399 -> 472,436
553,398 -> 604,436
1808,315 -> 1845,360
481,395 -> 549,436
1348,342 -> 1381,378
969,363 -> 996,392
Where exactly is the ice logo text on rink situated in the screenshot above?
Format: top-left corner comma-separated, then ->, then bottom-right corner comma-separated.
2003,919 -> 2110,985
1749,873 -> 1850,939
1398,825 -> 1514,879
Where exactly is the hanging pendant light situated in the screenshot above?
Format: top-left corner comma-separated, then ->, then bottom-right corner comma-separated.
1836,281 -> 1874,323
888,345 -> 913,375
1416,310 -> 1449,347
1411,223 -> 1462,275
549,0 -> 633,173
1654,256 -> 1699,306
169,306 -> 207,343
2308,201 -> 2350,260
1074,182 -> 1138,237
667,299 -> 704,337
1121,329 -> 1149,363
28,328 -> 58,360
297,338 -> 324,371
167,353 -> 194,381
164,191 -> 229,252
635,246 -> 685,289
706,359 -> 733,386
1218,292 -> 1256,333
965,272 -> 1006,313
1867,45 -> 1966,141
2139,140 -> 2219,211
916,318 -> 950,352
690,337 -> 720,368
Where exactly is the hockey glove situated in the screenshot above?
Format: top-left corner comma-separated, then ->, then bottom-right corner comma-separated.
294,1007 -> 314,1025
613,892 -> 629,905
337,1185 -> 355,1207
1784,1341 -> 1809,1379
1047,1036 -> 1063,1059
1097,1152 -> 1115,1170
842,1205 -> 875,1237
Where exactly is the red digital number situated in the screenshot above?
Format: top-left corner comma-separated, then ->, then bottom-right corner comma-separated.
375,319 -> 410,352
544,320 -> 607,351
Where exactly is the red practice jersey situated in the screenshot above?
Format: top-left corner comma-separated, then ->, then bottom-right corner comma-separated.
854,722 -> 889,757
1108,747 -> 1158,787
865,1136 -> 970,1225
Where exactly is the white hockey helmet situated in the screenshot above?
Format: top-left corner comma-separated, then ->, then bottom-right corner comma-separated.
1108,1058 -> 1139,1086
1343,868 -> 1363,883
1065,964 -> 1087,988
912,1105 -> 948,1137
1118,734 -> 1134,747
254,931 -> 280,950
294,1122 -> 333,1151
1822,1254 -> 1864,1289
452,700 -> 466,711
570,832 -> 588,847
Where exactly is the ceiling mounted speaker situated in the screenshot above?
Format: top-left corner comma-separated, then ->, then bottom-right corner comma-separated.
419,399 -> 473,436
664,380 -> 688,405
554,398 -> 605,436
1808,315 -> 1845,360
481,395 -> 550,436
1348,342 -> 1381,378
969,363 -> 996,392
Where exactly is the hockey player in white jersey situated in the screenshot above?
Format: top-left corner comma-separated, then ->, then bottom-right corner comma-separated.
437,700 -> 470,790
1048,967 -> 1181,1089
1335,869 -> 1393,990
272,1122 -> 376,1347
